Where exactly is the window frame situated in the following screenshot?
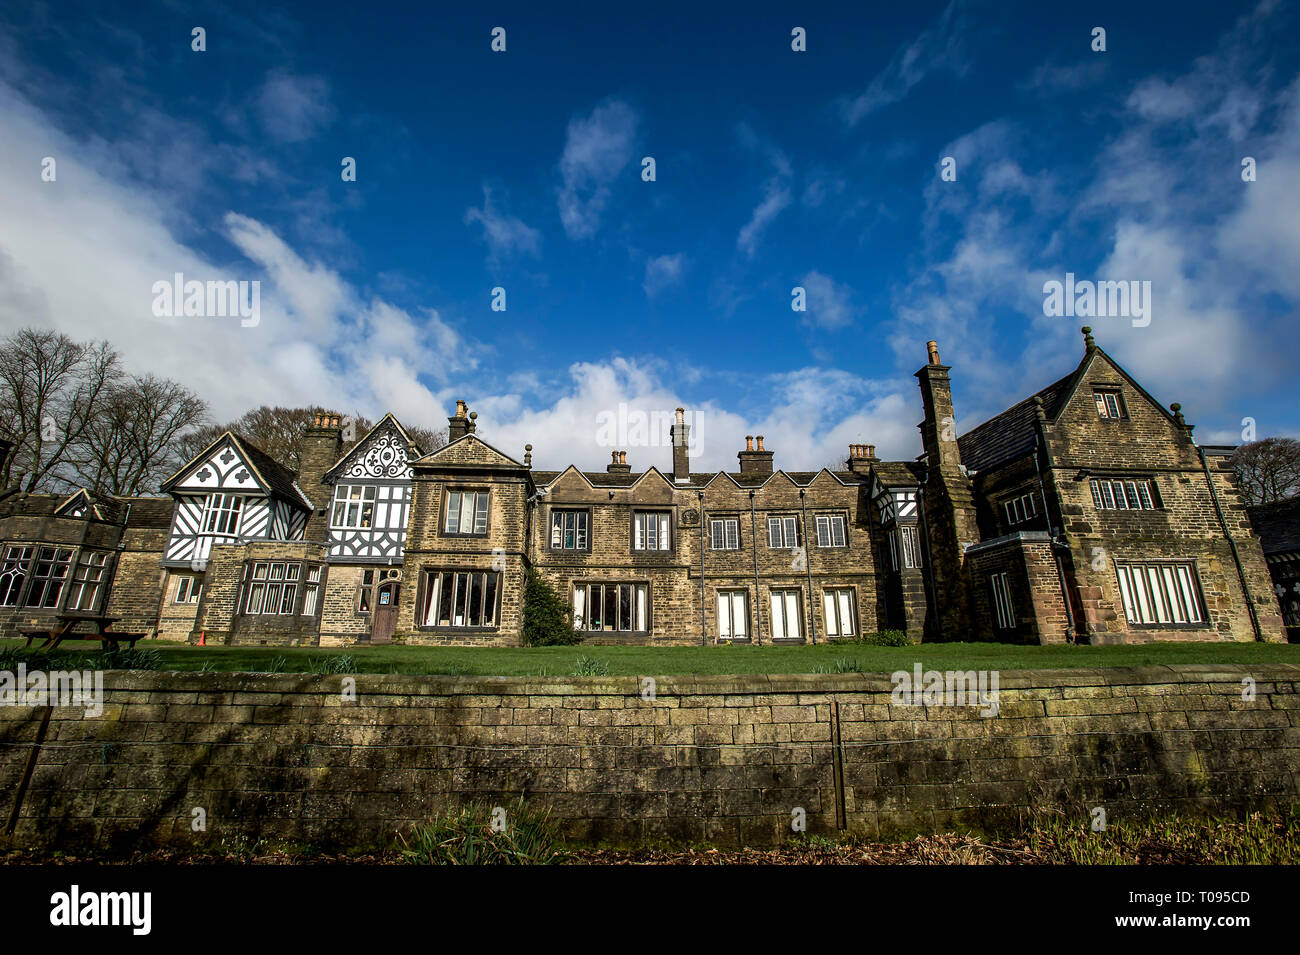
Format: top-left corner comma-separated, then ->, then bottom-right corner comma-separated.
708,516 -> 742,551
417,568 -> 503,630
548,507 -> 592,552
201,493 -> 244,536
173,574 -> 203,605
23,546 -> 74,609
630,510 -> 673,554
0,544 -> 35,608
1089,477 -> 1159,511
715,588 -> 749,641
822,586 -> 857,639
238,560 -> 320,617
1094,389 -> 1127,420
768,587 -> 804,641
991,572 -> 1016,630
814,513 -> 848,548
65,550 -> 111,613
331,483 -> 379,530
573,580 -> 652,634
766,515 -> 801,549
440,488 -> 491,538
897,523 -> 921,570
1114,559 -> 1208,628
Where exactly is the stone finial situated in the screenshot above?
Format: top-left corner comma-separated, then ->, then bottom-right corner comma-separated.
1170,402 -> 1185,427
467,411 -> 477,433
524,443 -> 532,468
1082,326 -> 1096,351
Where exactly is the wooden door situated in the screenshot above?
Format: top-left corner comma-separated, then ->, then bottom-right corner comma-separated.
371,582 -> 399,644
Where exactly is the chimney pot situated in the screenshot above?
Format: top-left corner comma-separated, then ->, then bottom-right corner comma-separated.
927,340 -> 941,365
756,435 -> 765,451
620,451 -> 627,465
867,444 -> 875,459
745,435 -> 754,451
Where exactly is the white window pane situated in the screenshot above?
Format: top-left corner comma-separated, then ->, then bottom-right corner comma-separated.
446,492 -> 460,532
770,593 -> 785,640
823,593 -> 837,636
731,593 -> 746,637
718,592 -> 732,637
838,591 -> 854,635
784,592 -> 800,639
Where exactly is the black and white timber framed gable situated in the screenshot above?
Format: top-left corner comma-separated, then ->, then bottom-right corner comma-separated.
159,432 -> 312,568
322,413 -> 422,562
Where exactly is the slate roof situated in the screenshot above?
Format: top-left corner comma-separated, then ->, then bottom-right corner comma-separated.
229,435 -> 313,509
530,468 -> 864,489
870,461 -> 924,487
956,371 -> 1077,474
0,492 -> 173,526
1249,496 -> 1300,557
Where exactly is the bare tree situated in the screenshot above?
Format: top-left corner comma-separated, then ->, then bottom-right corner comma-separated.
72,375 -> 209,496
1230,437 -> 1300,506
175,405 -> 447,474
0,328 -> 122,495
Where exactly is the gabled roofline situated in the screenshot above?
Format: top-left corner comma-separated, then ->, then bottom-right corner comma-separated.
322,412 -> 422,481
54,488 -> 95,517
629,466 -> 676,490
160,431 -> 271,494
161,431 -> 312,509
1056,346 -> 1183,429
410,431 -> 526,469
538,464 -> 595,489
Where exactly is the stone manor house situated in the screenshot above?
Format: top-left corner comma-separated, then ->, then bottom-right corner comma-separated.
0,330 -> 1286,647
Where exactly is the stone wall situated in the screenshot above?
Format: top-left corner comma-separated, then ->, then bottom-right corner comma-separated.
2,665 -> 1297,850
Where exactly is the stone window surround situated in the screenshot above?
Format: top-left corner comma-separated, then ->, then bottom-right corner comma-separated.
438,486 -> 492,539
414,566 -> 504,631
629,509 -> 675,557
547,505 -> 593,553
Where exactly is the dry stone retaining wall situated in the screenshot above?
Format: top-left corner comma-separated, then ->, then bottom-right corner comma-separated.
2,665 -> 1297,850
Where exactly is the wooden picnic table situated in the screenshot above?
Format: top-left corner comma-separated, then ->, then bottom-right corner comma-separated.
20,614 -> 142,652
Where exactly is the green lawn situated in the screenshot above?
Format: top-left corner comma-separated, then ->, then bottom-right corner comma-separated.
3,637 -> 1298,676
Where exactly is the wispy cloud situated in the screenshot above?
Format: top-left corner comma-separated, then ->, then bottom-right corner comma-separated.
254,69 -> 334,143
798,271 -> 859,330
465,185 -> 542,264
840,0 -> 971,126
557,99 -> 639,239
643,253 -> 686,297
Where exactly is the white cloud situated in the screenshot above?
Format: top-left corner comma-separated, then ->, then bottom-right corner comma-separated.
471,358 -> 920,473
557,99 -> 639,239
798,271 -> 858,330
643,253 -> 686,297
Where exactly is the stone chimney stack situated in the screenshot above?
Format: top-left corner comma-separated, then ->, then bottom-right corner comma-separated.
448,400 -> 470,442
737,434 -> 774,475
607,450 -> 631,474
300,412 -> 345,539
847,443 -> 878,474
670,407 -> 690,483
914,338 -> 979,640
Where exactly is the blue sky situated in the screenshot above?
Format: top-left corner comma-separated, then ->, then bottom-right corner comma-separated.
1,0 -> 1298,472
